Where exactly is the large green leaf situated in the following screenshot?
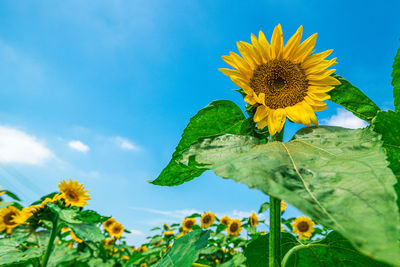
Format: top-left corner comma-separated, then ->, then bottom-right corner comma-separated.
151,100 -> 248,186
244,232 -> 298,267
68,223 -> 105,243
47,203 -> 81,224
282,231 -> 390,267
393,40 -> 400,111
328,75 -> 380,122
180,126 -> 400,265
372,110 -> 400,211
152,229 -> 210,267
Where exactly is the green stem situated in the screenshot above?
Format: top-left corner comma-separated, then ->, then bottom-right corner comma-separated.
41,214 -> 59,267
269,128 -> 284,267
191,263 -> 211,267
281,243 -> 329,267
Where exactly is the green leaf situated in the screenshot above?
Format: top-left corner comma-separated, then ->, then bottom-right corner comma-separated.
151,100 -> 248,186
244,232 -> 298,267
258,202 -> 270,214
47,202 -> 81,224
392,39 -> 400,111
0,202 -> 14,209
0,247 -> 42,266
3,191 -> 21,201
282,231 -> 390,267
77,210 -> 109,223
152,229 -> 210,267
180,127 -> 400,265
328,74 -> 380,122
220,253 -> 247,267
372,110 -> 400,211
68,223 -> 105,243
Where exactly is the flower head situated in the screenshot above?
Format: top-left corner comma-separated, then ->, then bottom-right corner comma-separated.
281,200 -> 287,213
292,216 -> 315,239
200,212 -> 216,228
220,25 -> 339,135
138,246 -> 148,253
58,179 -> 90,207
0,206 -> 22,233
250,212 -> 259,227
181,217 -> 196,232
109,222 -> 124,239
220,216 -> 231,226
227,219 -> 242,236
103,217 -> 116,231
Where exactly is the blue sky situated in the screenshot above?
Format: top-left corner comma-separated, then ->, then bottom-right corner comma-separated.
0,0 -> 399,245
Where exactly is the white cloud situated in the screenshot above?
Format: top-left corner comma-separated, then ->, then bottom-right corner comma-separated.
129,229 -> 145,236
0,126 -> 52,165
322,108 -> 368,129
68,140 -> 90,153
114,136 -> 139,151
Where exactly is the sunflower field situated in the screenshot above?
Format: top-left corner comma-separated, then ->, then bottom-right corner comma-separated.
1,24 -> 400,267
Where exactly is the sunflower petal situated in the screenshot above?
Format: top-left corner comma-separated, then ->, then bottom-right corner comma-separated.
272,108 -> 287,134
254,105 -> 269,122
293,33 -> 318,63
229,52 -> 253,79
308,75 -> 341,86
304,58 -> 337,75
283,25 -> 303,59
222,55 -> 238,69
270,24 -> 284,59
218,68 -> 244,79
307,69 -> 336,81
244,94 -> 257,105
258,31 -> 271,61
301,49 -> 333,69
257,117 -> 268,129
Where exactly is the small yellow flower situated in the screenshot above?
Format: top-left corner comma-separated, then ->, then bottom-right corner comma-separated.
168,243 -> 172,249
132,247 -> 137,253
58,179 -> 90,207
220,216 -> 231,226
163,230 -> 174,236
66,242 -> 74,249
61,227 -> 70,232
0,206 -> 22,234
227,219 -> 242,236
281,224 -> 284,232
250,212 -> 258,227
281,201 -> 287,213
122,255 -> 129,260
220,25 -> 339,135
162,248 -> 166,253
103,217 -> 116,232
103,238 -> 115,245
200,212 -> 216,228
70,230 -> 83,243
292,216 -> 315,239
138,246 -> 148,253
140,263 -> 147,267
109,222 -> 124,239
181,217 -> 196,232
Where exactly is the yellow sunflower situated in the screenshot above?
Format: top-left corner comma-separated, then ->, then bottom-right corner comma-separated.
70,230 -> 83,243
181,217 -> 196,232
58,179 -> 90,207
220,216 -> 231,226
103,217 -> 116,231
281,200 -> 287,213
249,212 -> 259,227
109,222 -> 124,239
227,219 -> 242,236
0,206 -> 22,234
138,245 -> 148,253
103,238 -> 115,245
200,212 -> 216,228
11,207 -> 33,225
292,216 -> 315,239
220,25 -> 339,135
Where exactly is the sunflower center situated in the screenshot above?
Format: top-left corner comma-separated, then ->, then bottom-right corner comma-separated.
4,212 -> 17,226
202,215 -> 211,224
230,223 -> 238,232
65,190 -> 79,202
297,221 -> 309,232
185,220 -> 194,229
249,59 -> 308,109
113,226 -> 122,233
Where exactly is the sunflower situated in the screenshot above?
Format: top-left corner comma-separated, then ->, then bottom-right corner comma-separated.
227,219 -> 242,236
58,179 -> 90,207
103,217 -> 116,231
249,212 -> 259,227
292,216 -> 315,239
281,200 -> 287,213
11,208 -> 33,225
200,212 -> 216,228
181,217 -> 196,232
109,222 -> 124,239
70,230 -> 83,243
138,246 -> 148,253
220,216 -> 231,226
220,25 -> 339,135
103,238 -> 115,245
0,206 -> 22,233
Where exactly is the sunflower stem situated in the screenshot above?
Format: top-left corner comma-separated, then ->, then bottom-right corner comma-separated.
269,129 -> 284,267
41,214 -> 59,267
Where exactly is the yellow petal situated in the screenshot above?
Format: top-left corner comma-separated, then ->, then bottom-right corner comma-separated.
242,40 -> 262,65
267,110 -> 277,135
258,31 -> 271,61
251,33 -> 266,63
304,95 -> 328,107
244,94 -> 257,105
285,104 -> 303,124
237,41 -> 257,69
229,52 -> 253,79
230,77 -> 254,95
293,33 -> 318,63
222,55 -> 238,69
308,76 -> 341,86
312,105 -> 328,111
218,68 -> 244,80
272,108 -> 287,134
254,105 -> 269,122
301,49 -> 333,69
283,25 -> 303,60
255,92 -> 266,105
308,85 -> 335,93
257,117 -> 268,129
304,58 -> 337,75
307,69 -> 336,81
307,92 -> 331,101
270,24 -> 283,59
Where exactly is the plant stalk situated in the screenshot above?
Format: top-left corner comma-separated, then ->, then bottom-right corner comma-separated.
41,214 -> 59,267
269,128 -> 284,267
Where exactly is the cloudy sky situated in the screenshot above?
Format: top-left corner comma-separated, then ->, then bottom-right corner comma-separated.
0,0 -> 398,245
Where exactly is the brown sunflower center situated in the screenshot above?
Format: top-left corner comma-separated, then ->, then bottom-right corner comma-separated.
297,221 -> 309,232
65,190 -> 79,202
230,223 -> 238,232
113,225 -> 122,233
251,217 -> 256,226
249,59 -> 308,109
185,220 -> 194,229
4,212 -> 17,226
202,215 -> 211,224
